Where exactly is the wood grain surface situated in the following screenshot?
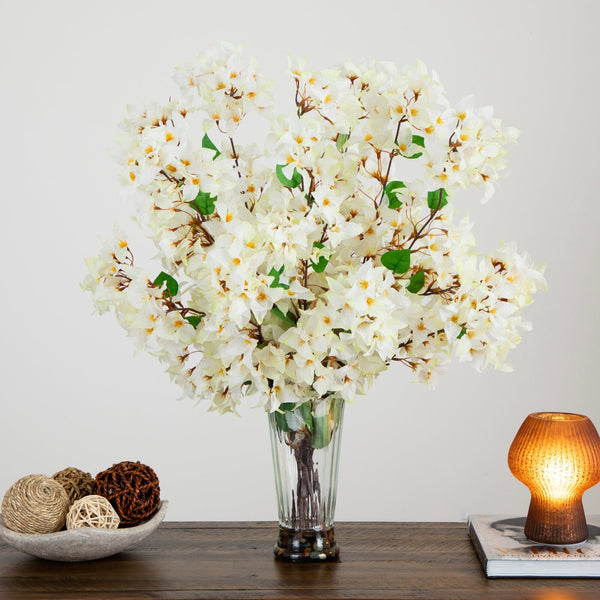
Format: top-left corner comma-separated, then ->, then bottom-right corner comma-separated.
1,521 -> 599,599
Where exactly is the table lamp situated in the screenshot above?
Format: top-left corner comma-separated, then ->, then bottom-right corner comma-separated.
508,412 -> 600,545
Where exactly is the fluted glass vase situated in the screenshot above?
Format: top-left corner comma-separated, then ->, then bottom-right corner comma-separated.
269,395 -> 345,562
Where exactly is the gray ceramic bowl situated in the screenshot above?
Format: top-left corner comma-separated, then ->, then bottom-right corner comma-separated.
0,500 -> 168,561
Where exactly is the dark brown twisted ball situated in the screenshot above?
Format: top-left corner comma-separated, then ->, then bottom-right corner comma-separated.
94,461 -> 160,527
52,467 -> 95,504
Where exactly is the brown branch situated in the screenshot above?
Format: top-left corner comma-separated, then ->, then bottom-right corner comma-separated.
159,169 -> 181,185
319,224 -> 328,244
377,117 -> 407,207
229,137 -> 242,179
407,189 -> 444,250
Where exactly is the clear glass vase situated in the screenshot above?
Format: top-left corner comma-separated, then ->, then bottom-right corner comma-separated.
268,395 -> 345,562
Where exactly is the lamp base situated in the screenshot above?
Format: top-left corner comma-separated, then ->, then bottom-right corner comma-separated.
524,496 -> 588,545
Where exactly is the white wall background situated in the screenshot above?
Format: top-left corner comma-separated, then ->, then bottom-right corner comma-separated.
1,0 -> 598,523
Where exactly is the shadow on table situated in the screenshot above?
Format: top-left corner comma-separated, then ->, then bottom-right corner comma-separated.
272,556 -> 342,587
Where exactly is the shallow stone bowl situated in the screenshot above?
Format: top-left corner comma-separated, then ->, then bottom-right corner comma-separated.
0,500 -> 168,561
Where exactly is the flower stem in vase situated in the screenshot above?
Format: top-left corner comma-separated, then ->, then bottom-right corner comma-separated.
269,397 -> 344,562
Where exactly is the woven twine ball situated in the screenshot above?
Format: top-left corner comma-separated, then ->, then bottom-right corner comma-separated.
66,495 -> 120,530
1,474 -> 70,534
94,461 -> 160,527
51,467 -> 95,505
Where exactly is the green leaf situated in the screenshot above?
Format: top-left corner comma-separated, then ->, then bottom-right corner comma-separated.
381,249 -> 411,274
285,410 -> 305,431
299,402 -> 314,434
457,326 -> 467,340
311,256 -> 328,273
191,189 -> 217,215
275,411 -> 289,431
153,271 -> 179,297
384,180 -> 406,209
202,133 -> 221,159
268,266 -> 289,290
332,328 -> 351,336
401,150 -> 423,159
427,188 -> 448,211
412,134 -> 425,148
271,305 -> 297,327
276,164 -> 302,189
407,269 -> 425,294
398,136 -> 423,159
274,402 -> 295,432
310,241 -> 329,273
336,132 -> 350,152
312,415 -> 331,449
184,315 -> 202,328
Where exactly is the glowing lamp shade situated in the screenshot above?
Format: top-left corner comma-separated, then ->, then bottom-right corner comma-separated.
508,412 -> 600,545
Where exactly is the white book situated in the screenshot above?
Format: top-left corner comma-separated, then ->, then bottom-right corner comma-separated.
468,514 -> 600,578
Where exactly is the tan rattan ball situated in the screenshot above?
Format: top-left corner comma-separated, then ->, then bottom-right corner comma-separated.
1,474 -> 70,534
52,467 -> 95,504
66,495 -> 120,530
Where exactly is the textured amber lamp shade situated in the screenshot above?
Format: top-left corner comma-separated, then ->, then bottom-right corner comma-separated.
508,412 -> 600,545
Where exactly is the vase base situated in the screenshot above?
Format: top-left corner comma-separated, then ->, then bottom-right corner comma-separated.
274,525 -> 339,562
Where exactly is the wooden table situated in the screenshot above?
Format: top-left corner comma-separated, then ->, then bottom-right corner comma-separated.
1,521 -> 599,599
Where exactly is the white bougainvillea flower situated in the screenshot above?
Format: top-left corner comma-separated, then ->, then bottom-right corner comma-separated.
84,43 -> 545,414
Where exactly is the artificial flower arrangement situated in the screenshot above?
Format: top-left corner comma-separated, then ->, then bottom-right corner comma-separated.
84,42 -> 544,414
83,43 -> 545,560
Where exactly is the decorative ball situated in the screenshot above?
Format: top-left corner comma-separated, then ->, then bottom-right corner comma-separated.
1,474 -> 70,534
66,495 -> 120,530
51,467 -> 95,504
94,461 -> 160,527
